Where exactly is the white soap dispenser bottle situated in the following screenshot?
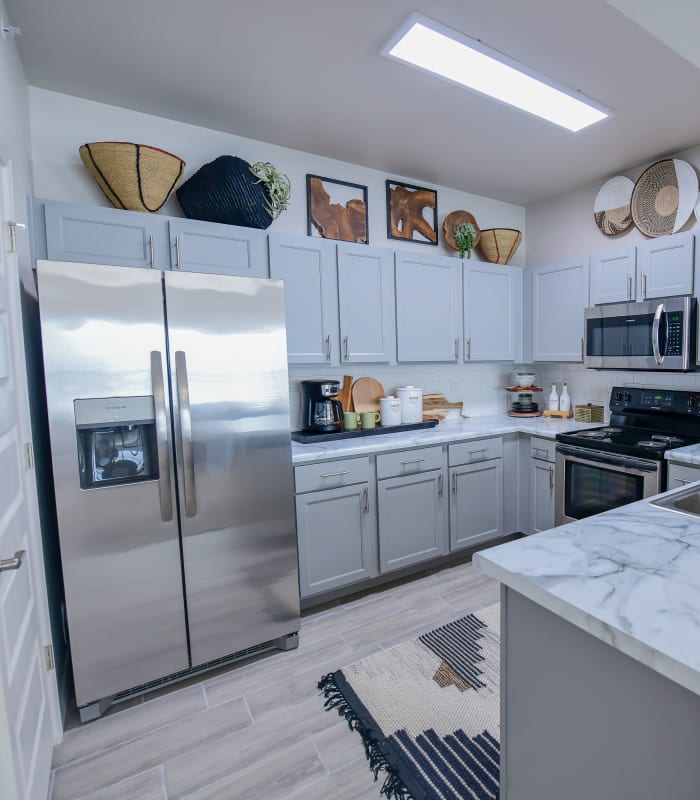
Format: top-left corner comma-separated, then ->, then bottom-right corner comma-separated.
548,383 -> 559,411
560,382 -> 571,412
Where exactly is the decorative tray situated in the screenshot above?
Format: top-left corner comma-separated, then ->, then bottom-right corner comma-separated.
291,419 -> 439,444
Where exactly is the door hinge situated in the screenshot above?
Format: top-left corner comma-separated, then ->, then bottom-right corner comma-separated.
7,221 -> 26,253
44,644 -> 55,672
24,442 -> 34,470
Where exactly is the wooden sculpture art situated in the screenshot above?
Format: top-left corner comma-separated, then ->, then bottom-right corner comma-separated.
309,177 -> 367,243
389,184 -> 437,243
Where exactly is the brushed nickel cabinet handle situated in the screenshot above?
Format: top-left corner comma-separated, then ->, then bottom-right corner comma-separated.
642,272 -> 647,299
466,337 -> 471,360
148,234 -> 155,267
627,273 -> 632,300
674,477 -> 693,485
325,335 -> 331,361
0,550 -> 24,573
438,473 -> 444,496
320,470 -> 351,478
452,472 -> 457,494
455,337 -> 460,360
344,336 -> 349,360
7,221 -> 25,253
401,458 -> 425,466
549,466 -> 555,490
175,235 -> 182,269
363,487 -> 369,512
581,336 -> 584,361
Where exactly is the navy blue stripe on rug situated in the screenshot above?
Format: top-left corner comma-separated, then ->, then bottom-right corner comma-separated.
454,729 -> 500,781
419,614 -> 489,688
443,731 -> 500,795
393,728 -> 457,798
422,728 -> 497,799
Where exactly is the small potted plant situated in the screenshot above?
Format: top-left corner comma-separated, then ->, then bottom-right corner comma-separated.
453,222 -> 477,259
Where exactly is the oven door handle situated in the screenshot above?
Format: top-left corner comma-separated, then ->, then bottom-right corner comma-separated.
652,302 -> 665,365
556,445 -> 659,473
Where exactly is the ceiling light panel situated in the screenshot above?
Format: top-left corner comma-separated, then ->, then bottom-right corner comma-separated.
382,14 -> 610,132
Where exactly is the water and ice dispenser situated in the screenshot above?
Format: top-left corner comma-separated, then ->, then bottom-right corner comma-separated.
74,397 -> 159,490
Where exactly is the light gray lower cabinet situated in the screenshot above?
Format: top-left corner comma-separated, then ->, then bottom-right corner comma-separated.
449,459 -> 504,550
666,462 -> 700,490
296,482 -> 377,597
377,469 -> 448,572
530,457 -> 555,533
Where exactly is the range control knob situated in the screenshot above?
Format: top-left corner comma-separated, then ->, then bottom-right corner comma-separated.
615,391 -> 624,402
688,396 -> 700,411
623,392 -> 632,404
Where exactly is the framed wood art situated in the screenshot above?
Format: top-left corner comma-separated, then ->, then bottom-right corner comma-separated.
386,180 -> 438,245
306,174 -> 368,244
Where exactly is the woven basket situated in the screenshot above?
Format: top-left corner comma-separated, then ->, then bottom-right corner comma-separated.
176,156 -> 273,229
477,228 -> 522,264
79,142 -> 185,213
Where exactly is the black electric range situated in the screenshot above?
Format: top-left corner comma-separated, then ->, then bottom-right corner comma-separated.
556,386 -> 700,460
555,387 -> 700,525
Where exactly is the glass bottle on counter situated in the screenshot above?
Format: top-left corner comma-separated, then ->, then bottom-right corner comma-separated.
548,384 -> 559,411
560,382 -> 571,412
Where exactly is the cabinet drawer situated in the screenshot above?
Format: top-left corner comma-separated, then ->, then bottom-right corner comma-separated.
530,437 -> 556,463
295,457 -> 370,493
376,446 -> 443,479
449,437 -> 503,466
667,462 -> 700,490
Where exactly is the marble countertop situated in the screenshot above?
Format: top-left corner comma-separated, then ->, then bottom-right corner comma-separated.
291,415 -> 598,464
475,488 -> 700,697
666,443 -> 700,466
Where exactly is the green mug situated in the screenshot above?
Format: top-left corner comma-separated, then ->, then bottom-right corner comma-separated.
343,411 -> 358,430
360,411 -> 381,429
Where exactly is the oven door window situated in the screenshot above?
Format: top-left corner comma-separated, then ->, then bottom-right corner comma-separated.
565,460 -> 645,520
586,313 -> 655,357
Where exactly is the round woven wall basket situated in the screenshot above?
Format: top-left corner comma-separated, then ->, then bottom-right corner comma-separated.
477,228 -> 522,264
79,142 -> 185,213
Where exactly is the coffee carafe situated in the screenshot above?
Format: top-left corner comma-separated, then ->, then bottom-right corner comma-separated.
301,380 -> 343,433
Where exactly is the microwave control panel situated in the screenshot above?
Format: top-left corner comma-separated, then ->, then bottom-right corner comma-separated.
666,311 -> 683,356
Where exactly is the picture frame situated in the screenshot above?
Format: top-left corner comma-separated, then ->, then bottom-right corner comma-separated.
386,179 -> 438,245
306,174 -> 369,244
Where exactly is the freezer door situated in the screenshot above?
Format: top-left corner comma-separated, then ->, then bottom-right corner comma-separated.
163,271 -> 299,665
37,261 -> 189,707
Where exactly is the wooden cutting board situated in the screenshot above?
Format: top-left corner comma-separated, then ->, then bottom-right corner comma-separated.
352,377 -> 384,413
336,375 -> 353,413
422,393 -> 464,413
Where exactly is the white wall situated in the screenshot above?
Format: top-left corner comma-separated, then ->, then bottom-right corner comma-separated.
525,142 -> 700,405
29,87 -> 531,424
29,88 -> 527,264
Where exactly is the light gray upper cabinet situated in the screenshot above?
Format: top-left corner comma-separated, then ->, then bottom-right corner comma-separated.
44,201 -> 170,268
168,218 -> 268,277
449,458 -> 504,550
590,246 -> 636,305
296,482 -> 377,597
395,252 -> 462,362
532,256 -> 590,362
269,233 -> 339,364
377,469 -> 447,573
637,231 -> 694,300
463,262 -> 523,361
337,243 -> 396,363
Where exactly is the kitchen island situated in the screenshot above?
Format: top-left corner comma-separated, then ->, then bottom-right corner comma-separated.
474,488 -> 700,800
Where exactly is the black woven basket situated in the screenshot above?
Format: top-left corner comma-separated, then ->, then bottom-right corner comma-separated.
176,156 -> 273,228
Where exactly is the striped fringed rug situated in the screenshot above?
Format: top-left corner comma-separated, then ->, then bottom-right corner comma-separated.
318,604 -> 500,800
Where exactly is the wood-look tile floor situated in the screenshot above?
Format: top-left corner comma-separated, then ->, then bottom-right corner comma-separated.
49,559 -> 499,800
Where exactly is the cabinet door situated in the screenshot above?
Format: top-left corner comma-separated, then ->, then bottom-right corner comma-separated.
168,219 -> 268,277
464,263 -> 522,361
638,231 -> 694,300
377,469 -> 447,572
449,460 -> 503,550
532,257 -> 590,361
337,243 -> 395,363
44,201 -> 170,268
667,462 -> 700,491
395,252 -> 462,362
269,233 -> 339,364
530,457 -> 556,533
590,246 -> 636,305
296,483 -> 376,597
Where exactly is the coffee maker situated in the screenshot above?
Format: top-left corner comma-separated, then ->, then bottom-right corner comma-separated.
301,380 -> 343,433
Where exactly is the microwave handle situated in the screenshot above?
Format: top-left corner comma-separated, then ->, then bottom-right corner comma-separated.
652,302 -> 664,365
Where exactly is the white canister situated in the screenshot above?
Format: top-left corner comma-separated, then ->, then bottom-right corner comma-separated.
380,396 -> 402,426
396,386 -> 423,424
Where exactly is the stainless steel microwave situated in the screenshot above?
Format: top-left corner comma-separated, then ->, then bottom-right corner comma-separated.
584,296 -> 697,371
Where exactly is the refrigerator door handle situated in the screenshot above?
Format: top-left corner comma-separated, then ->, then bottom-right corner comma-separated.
175,350 -> 197,517
150,351 -> 173,522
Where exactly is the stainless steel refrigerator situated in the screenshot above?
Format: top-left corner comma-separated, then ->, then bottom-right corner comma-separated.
37,260 -> 300,721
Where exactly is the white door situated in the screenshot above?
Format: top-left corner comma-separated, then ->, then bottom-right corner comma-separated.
0,159 -> 60,800
590,246 -> 636,305
464,263 -> 522,361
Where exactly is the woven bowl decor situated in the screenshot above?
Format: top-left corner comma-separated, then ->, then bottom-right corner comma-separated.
477,228 -> 522,264
176,156 -> 274,229
630,158 -> 698,237
79,142 -> 185,213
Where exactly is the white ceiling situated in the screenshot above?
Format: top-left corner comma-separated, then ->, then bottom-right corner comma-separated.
6,0 -> 700,205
